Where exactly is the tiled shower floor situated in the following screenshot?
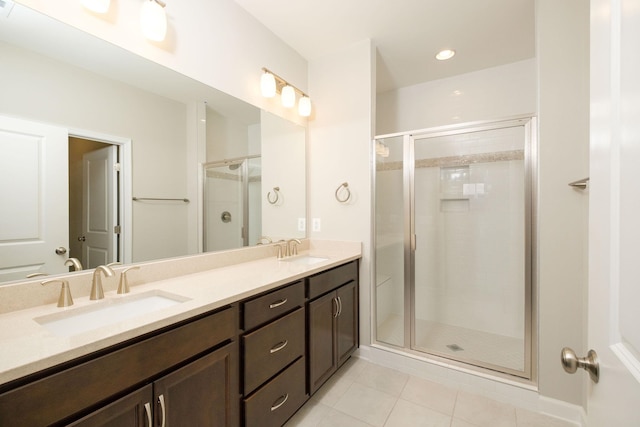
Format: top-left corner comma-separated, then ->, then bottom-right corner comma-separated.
377,315 -> 524,372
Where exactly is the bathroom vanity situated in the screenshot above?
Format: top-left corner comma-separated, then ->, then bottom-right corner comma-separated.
0,242 -> 360,427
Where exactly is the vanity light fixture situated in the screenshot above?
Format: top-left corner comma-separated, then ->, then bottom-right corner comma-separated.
436,49 -> 456,61
261,67 -> 312,117
261,71 -> 277,98
281,85 -> 296,108
140,0 -> 167,42
298,96 -> 311,117
81,0 -> 110,14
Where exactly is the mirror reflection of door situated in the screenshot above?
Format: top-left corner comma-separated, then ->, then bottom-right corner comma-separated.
69,138 -> 119,269
0,115 -> 69,282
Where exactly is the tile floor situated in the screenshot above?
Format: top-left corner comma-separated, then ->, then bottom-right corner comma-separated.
285,358 -> 578,427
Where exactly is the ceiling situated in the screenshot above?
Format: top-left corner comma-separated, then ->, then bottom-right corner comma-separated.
232,0 -> 536,93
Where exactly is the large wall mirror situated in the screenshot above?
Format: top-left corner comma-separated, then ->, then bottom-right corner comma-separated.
0,3 -> 306,285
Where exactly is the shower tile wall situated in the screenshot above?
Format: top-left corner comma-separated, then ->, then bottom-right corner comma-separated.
414,160 -> 524,339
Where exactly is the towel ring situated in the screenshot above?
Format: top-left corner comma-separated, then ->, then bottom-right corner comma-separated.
267,187 -> 280,204
335,182 -> 351,203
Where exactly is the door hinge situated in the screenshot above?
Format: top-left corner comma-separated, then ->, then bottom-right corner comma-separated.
114,225 -> 121,234
114,163 -> 121,172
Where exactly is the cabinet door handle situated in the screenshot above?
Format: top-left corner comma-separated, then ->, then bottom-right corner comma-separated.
270,393 -> 289,411
158,394 -> 166,427
144,402 -> 152,427
269,298 -> 288,309
337,296 -> 343,316
333,297 -> 339,318
270,340 -> 288,353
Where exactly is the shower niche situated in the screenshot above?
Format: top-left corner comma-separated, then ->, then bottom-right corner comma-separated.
374,117 -> 534,379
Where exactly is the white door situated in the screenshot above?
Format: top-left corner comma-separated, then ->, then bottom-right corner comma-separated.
587,0 -> 640,425
82,145 -> 117,269
0,115 -> 69,282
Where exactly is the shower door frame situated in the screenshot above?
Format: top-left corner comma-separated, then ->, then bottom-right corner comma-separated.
373,115 -> 537,381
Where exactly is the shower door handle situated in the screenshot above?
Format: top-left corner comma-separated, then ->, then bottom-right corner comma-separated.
411,234 -> 417,251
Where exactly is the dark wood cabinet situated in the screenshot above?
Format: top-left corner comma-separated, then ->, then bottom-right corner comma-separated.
68,385 -> 152,427
241,281 -> 307,427
0,258 -> 360,427
70,343 -> 238,427
307,262 -> 359,395
0,306 -> 238,427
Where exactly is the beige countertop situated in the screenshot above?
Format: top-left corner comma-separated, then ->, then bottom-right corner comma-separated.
0,240 -> 361,386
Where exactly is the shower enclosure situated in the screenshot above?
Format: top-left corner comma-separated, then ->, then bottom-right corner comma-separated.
203,156 -> 261,252
374,117 -> 535,378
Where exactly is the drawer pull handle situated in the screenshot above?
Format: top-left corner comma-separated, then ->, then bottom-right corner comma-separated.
337,296 -> 343,316
270,393 -> 289,411
144,402 -> 152,427
333,297 -> 339,318
269,298 -> 288,309
270,340 -> 288,353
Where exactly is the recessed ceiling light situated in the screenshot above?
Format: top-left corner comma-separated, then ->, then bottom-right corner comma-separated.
436,49 -> 456,61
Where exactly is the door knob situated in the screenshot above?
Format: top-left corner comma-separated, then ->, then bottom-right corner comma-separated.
55,247 -> 67,255
561,347 -> 599,383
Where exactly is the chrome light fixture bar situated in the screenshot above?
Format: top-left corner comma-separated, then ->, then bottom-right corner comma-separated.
261,67 -> 312,117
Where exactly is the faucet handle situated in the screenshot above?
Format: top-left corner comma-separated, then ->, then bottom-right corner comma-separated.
41,279 -> 74,307
117,266 -> 140,294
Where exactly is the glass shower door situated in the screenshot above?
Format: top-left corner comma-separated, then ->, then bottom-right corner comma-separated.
374,135 -> 407,347
411,124 -> 530,376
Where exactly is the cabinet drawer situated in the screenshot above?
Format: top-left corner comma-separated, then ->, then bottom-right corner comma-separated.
243,308 -> 305,394
244,357 -> 306,427
243,281 -> 304,331
307,261 -> 358,300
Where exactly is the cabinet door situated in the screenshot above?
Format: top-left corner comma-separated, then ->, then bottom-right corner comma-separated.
308,291 -> 338,394
153,342 -> 239,427
67,385 -> 152,427
336,281 -> 358,366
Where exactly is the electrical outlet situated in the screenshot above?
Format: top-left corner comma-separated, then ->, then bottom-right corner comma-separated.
312,218 -> 321,232
297,218 -> 306,231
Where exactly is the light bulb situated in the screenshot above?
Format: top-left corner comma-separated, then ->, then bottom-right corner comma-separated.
82,0 -> 110,13
298,96 -> 311,117
281,85 -> 296,108
140,0 -> 167,42
261,72 -> 276,98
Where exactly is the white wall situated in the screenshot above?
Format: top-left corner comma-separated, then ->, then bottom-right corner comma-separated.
308,40 -> 376,344
17,0 -> 308,121
377,59 -> 536,135
0,41 -> 189,262
261,111 -> 306,240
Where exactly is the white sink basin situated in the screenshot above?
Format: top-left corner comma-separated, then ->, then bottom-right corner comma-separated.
281,256 -> 329,266
34,290 -> 190,337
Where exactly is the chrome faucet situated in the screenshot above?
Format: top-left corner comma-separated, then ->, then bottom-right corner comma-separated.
90,265 -> 115,300
64,258 -> 83,271
287,239 -> 302,256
